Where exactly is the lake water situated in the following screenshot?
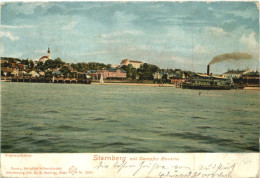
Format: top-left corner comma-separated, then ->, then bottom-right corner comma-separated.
1,82 -> 259,152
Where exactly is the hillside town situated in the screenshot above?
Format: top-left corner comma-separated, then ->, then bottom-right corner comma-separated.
1,48 -> 259,88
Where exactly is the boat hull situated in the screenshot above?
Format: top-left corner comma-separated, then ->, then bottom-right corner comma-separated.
182,84 -> 232,90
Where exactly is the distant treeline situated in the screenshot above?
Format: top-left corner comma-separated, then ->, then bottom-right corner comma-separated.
1,57 -> 22,62
1,57 -> 195,81
1,57 -> 110,72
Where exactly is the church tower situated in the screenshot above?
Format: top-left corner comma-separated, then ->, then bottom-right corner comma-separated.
47,47 -> 51,59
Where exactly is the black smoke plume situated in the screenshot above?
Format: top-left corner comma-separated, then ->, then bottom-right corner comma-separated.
209,52 -> 252,65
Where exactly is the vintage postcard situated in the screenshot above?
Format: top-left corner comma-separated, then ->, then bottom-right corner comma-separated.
0,0 -> 259,177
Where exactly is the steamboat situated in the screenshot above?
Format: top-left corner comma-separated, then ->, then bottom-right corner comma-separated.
182,65 -> 233,90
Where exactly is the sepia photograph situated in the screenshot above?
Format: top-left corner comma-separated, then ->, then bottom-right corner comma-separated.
0,0 -> 259,177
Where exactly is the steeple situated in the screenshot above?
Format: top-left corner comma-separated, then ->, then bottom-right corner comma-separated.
47,47 -> 51,59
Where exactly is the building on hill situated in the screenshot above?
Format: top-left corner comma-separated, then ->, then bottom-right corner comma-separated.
39,47 -> 51,63
64,63 -> 72,70
120,59 -> 143,69
1,67 -> 22,76
12,68 -> 20,76
85,70 -> 97,79
11,63 -> 25,70
1,59 -> 8,64
52,70 -> 62,77
39,71 -> 45,76
153,71 -> 163,80
110,64 -> 118,68
71,68 -> 78,73
29,70 -> 40,78
1,67 -> 14,76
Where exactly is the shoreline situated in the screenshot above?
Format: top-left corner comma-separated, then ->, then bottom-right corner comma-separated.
92,82 -> 260,89
243,87 -> 260,90
2,80 -> 260,89
91,82 -> 175,87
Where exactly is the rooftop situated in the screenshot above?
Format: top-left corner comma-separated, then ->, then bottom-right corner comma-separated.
120,59 -> 142,64
39,56 -> 49,60
52,71 -> 62,75
86,70 -> 97,73
1,67 -> 13,72
242,71 -> 260,76
107,68 -> 127,73
196,73 -> 227,79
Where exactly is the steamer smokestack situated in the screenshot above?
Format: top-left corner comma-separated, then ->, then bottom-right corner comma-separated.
207,65 -> 210,75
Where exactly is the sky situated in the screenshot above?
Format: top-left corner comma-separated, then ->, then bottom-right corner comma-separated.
0,1 -> 259,73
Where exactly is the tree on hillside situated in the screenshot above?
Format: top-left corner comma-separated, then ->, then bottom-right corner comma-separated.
45,71 -> 53,77
60,66 -> 70,76
137,63 -> 160,80
1,57 -> 21,63
36,61 -> 44,71
162,74 -> 170,84
21,59 -> 29,65
131,68 -> 137,80
71,63 -> 79,71
29,60 -> 34,69
41,58 -> 65,70
149,64 -> 159,73
120,64 -> 138,80
54,58 -> 65,68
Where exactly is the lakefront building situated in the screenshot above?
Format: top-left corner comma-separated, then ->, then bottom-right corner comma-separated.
170,73 -> 186,84
240,71 -> 260,87
29,70 -> 40,78
101,68 -> 127,79
86,68 -> 127,79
